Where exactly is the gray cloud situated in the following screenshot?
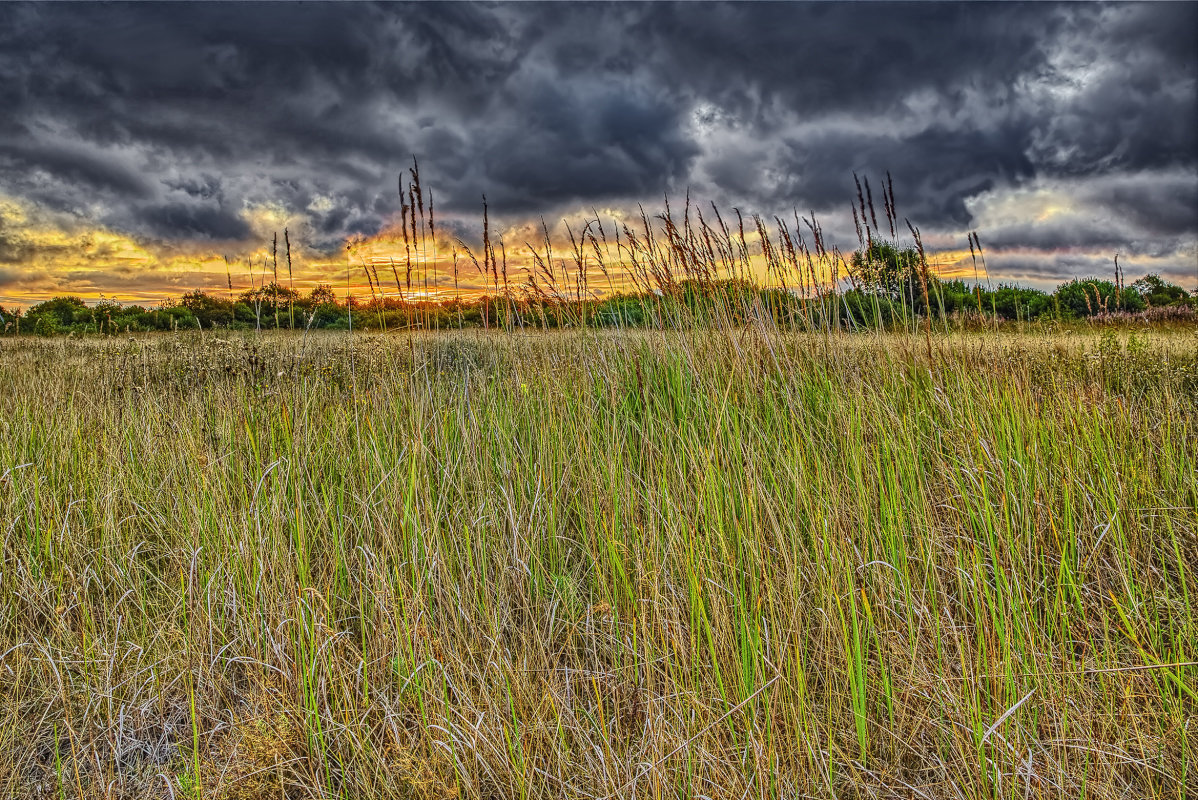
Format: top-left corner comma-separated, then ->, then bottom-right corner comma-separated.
0,230 -> 31,265
0,1 -> 1193,285
138,202 -> 251,241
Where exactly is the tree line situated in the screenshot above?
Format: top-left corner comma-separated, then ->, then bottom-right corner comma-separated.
1,246 -> 1192,336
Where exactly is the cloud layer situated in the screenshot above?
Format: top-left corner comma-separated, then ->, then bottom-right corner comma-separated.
0,1 -> 1194,300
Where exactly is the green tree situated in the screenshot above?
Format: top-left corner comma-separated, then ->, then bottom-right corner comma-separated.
180,290 -> 235,328
91,298 -> 124,333
1130,274 -> 1190,307
990,285 -> 1052,320
239,283 -> 301,328
310,301 -> 348,329
1055,279 -> 1145,318
26,296 -> 87,328
308,284 -> 338,307
33,315 -> 59,337
850,242 -> 922,299
110,305 -> 151,333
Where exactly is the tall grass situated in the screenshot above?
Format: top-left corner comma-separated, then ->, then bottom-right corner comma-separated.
0,325 -> 1194,798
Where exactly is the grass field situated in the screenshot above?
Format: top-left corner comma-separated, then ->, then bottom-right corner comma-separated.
0,325 -> 1195,799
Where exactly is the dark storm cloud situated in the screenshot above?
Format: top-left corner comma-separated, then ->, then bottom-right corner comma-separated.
0,1 -> 1193,274
1082,172 -> 1198,240
139,202 -> 252,241
0,140 -> 154,199
476,76 -> 699,212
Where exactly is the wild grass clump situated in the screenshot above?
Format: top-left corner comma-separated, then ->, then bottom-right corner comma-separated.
0,325 -> 1195,799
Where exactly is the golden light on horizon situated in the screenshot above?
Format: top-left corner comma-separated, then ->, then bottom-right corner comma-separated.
0,205 -> 959,308
7,188 -> 1187,309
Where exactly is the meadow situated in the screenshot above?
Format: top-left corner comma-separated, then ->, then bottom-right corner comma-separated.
0,322 -> 1195,799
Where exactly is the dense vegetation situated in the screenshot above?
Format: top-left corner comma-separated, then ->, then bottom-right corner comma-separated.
0,326 -> 1195,798
2,268 -> 1192,337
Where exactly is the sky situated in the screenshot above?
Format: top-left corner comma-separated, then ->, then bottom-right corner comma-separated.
0,1 -> 1195,305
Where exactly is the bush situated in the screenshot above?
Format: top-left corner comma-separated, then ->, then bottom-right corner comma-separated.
1131,274 -> 1190,307
990,285 -> 1053,320
181,290 -> 236,328
32,314 -> 60,337
310,302 -> 348,329
26,296 -> 87,328
1055,279 -> 1145,318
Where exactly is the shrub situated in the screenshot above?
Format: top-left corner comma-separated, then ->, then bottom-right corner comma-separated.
31,314 -> 60,337
1055,278 -> 1145,318
26,296 -> 87,328
1131,274 -> 1190,307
